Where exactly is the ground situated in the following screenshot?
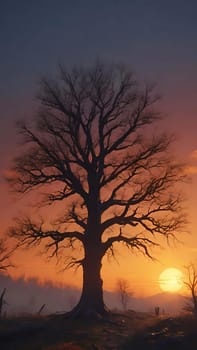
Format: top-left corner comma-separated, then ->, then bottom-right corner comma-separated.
0,312 -> 196,349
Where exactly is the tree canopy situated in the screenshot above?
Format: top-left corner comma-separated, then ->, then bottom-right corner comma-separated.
8,62 -> 186,316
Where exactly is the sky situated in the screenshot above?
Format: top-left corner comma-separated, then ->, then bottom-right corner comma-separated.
1,0 -> 197,297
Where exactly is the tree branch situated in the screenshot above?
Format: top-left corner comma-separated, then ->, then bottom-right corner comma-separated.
9,217 -> 84,248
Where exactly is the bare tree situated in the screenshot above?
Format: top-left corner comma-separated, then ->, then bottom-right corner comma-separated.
184,264 -> 197,316
117,278 -> 132,311
8,62 -> 186,317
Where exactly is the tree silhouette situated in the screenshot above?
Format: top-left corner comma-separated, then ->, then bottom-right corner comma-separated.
116,278 -> 132,311
184,264 -> 197,316
8,62 -> 185,317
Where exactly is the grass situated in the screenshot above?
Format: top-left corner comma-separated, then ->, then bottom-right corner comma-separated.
122,314 -> 197,350
0,311 -> 155,349
0,311 -> 196,349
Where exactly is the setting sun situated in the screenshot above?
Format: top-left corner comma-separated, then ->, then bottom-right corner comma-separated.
159,268 -> 183,293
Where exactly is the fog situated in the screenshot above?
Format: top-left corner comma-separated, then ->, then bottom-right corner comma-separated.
0,274 -> 187,316
0,274 -> 80,316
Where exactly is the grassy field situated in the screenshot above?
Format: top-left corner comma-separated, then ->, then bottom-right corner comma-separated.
0,311 -> 196,349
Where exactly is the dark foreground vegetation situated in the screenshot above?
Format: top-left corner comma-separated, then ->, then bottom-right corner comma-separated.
123,313 -> 197,350
0,312 -> 197,349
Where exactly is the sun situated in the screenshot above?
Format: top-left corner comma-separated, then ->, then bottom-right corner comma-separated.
159,268 -> 183,293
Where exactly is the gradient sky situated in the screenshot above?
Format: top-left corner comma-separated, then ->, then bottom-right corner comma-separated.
1,0 -> 197,296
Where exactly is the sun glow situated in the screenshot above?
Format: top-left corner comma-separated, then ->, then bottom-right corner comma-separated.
159,268 -> 183,293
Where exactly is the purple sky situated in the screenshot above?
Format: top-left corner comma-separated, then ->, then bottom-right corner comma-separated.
1,1 -> 197,162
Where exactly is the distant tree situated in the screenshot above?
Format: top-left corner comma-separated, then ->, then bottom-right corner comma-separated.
0,241 -> 13,318
8,62 -> 186,317
117,278 -> 132,311
184,264 -> 197,316
154,306 -> 160,316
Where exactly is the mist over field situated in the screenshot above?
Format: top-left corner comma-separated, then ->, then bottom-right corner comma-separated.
0,274 -> 186,316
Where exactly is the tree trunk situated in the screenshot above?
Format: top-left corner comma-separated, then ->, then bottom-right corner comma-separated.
67,180 -> 108,318
69,242 -> 108,318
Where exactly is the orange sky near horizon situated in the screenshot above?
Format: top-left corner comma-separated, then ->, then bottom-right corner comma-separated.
4,231 -> 194,297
